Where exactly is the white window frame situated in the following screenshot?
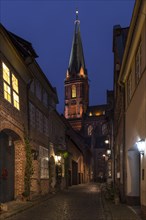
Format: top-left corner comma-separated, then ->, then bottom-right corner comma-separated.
39,146 -> 49,179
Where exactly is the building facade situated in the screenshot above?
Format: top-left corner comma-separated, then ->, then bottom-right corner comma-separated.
116,1 -> 146,218
113,25 -> 129,202
0,23 -> 88,204
0,24 -> 33,202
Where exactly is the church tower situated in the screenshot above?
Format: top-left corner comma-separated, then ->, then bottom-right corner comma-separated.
64,10 -> 89,131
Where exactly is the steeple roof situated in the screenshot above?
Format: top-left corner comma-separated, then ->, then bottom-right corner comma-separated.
68,10 -> 87,77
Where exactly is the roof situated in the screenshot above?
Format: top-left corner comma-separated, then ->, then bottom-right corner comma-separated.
68,13 -> 87,78
0,24 -> 38,59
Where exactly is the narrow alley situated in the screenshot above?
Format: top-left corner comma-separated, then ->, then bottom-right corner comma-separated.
2,184 -> 105,220
1,183 -> 142,220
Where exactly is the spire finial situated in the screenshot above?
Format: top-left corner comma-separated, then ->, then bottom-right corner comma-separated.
76,9 -> 79,20
75,8 -> 80,25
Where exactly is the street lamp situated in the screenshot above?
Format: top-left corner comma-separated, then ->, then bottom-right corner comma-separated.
136,139 -> 145,156
105,139 -> 109,144
106,149 -> 111,156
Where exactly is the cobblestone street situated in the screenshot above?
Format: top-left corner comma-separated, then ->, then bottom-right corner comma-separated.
7,183 -> 105,220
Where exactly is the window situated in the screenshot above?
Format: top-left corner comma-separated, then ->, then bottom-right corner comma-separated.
89,112 -> 92,116
36,80 -> 42,100
43,115 -> 49,136
42,89 -> 48,107
38,111 -> 43,133
30,80 -> 35,93
135,42 -> 142,85
3,82 -> 11,103
39,146 -> 49,179
88,125 -> 93,136
29,102 -> 36,127
127,73 -> 132,104
72,85 -> 76,98
102,123 -> 108,135
2,62 -> 20,110
36,109 -> 43,133
12,74 -> 19,109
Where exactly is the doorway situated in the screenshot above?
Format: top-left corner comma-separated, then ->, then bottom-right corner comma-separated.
0,131 -> 15,202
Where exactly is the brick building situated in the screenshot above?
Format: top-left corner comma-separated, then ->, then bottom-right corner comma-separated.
0,24 -> 33,202
0,22 -> 88,204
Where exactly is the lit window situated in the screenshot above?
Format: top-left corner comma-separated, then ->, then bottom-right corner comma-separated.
13,92 -> 20,110
12,74 -> 18,93
4,82 -> 11,103
135,42 -> 142,85
89,112 -> 92,116
2,62 -> 10,84
2,62 -> 20,110
95,112 -> 101,116
72,85 -> 76,98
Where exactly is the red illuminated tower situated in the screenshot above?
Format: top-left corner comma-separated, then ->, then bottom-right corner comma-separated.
64,10 -> 89,131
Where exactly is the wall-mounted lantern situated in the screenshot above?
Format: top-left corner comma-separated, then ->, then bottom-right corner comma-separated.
105,139 -> 109,144
106,149 -> 111,157
31,150 -> 39,160
55,155 -> 61,164
8,136 -> 13,147
136,139 -> 145,156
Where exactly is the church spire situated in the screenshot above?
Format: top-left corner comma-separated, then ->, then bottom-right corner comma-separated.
64,10 -> 89,131
68,9 -> 87,78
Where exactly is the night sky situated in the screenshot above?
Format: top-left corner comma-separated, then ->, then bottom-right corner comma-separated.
1,0 -> 135,113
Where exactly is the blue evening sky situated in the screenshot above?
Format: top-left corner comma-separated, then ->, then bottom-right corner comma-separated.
1,0 -> 135,113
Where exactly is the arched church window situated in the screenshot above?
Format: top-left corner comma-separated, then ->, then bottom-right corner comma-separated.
72,85 -> 76,98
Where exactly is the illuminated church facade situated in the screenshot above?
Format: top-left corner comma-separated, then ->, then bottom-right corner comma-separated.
64,10 -> 114,182
64,10 -> 89,131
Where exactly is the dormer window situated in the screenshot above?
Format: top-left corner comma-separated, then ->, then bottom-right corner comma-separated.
72,85 -> 76,98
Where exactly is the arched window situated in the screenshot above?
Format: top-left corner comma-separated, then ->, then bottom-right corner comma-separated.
72,85 -> 76,98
